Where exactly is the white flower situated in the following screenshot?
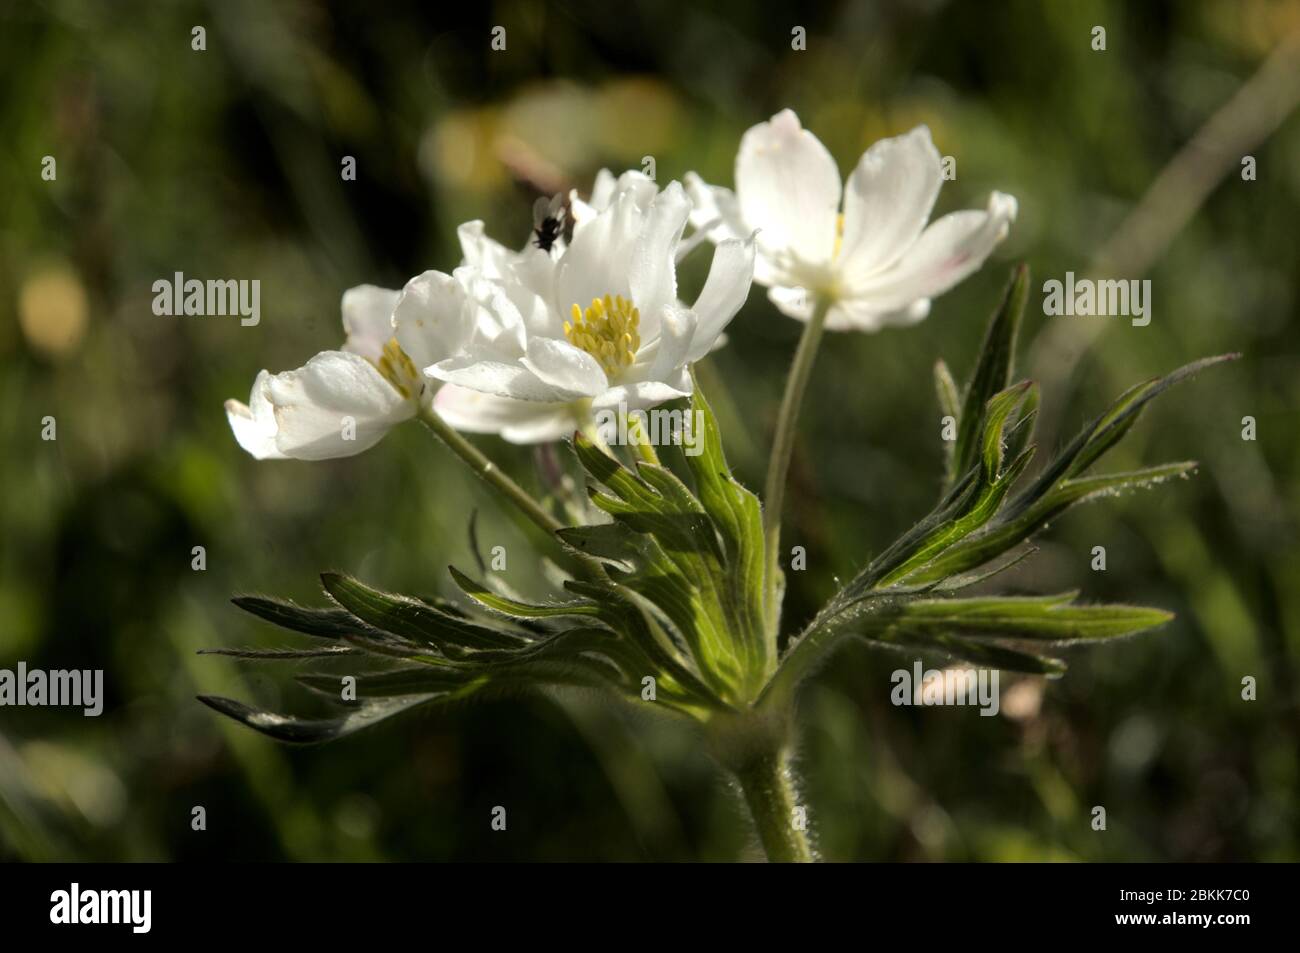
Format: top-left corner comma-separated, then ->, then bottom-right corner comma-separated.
226,271 -> 590,459
427,179 -> 755,412
226,284 -> 419,461
685,109 -> 1017,332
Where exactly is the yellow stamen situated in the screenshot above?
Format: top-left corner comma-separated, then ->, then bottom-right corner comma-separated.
563,294 -> 641,378
376,338 -> 420,399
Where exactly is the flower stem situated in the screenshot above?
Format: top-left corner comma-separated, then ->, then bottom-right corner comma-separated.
418,403 -> 565,536
733,743 -> 815,862
762,294 -> 831,637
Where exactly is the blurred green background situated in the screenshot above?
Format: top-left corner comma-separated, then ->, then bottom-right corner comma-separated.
2,0 -> 1297,861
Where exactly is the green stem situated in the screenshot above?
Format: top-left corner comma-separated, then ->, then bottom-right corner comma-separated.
762,294 -> 832,637
418,403 -> 564,534
417,404 -> 604,577
733,743 -> 815,862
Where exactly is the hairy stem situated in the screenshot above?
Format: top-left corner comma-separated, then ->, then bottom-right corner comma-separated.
762,295 -> 832,637
733,743 -> 815,862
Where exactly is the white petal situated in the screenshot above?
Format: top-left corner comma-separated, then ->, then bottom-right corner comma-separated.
684,172 -> 748,241
341,285 -> 400,362
456,269 -> 532,355
629,181 -> 691,322
264,351 -> 412,460
431,355 -> 577,403
645,304 -> 698,379
434,384 -> 578,443
521,337 -> 608,399
735,109 -> 842,268
686,235 -> 755,361
571,169 -> 658,230
767,284 -> 816,321
847,192 -> 1018,312
837,126 -> 943,281
393,270 -> 472,372
685,173 -> 786,285
594,379 -> 691,413
555,188 -> 641,318
226,370 -> 285,460
608,170 -> 659,212
457,220 -> 518,278
825,298 -> 931,333
569,168 -> 617,224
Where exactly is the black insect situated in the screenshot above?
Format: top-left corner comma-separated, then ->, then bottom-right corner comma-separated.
531,194 -> 567,252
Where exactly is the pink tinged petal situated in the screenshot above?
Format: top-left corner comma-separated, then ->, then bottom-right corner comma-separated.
629,181 -> 691,321
393,270 -> 472,372
735,109 -> 842,268
686,235 -> 755,361
226,370 -> 286,460
521,337 -> 608,400
847,191 -> 1018,312
433,384 -> 577,443
341,285 -> 401,362
837,126 -> 944,281
264,351 -> 412,460
824,298 -> 931,333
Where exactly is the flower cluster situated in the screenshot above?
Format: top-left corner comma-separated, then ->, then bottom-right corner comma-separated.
212,108 -> 1228,864
226,111 -> 1016,457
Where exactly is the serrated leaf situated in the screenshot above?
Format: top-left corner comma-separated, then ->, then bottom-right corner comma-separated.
906,461 -> 1198,584
890,594 -> 1173,643
321,572 -> 530,655
1004,355 -> 1236,522
449,566 -> 602,621
934,359 -> 960,421
197,646 -> 362,660
1002,382 -> 1039,465
980,382 -> 1034,478
231,595 -> 375,640
949,264 -> 1029,487
197,693 -> 436,744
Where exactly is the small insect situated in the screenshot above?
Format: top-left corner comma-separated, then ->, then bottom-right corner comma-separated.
531,193 -> 567,253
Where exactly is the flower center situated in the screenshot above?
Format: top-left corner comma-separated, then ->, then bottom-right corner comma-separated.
565,294 -> 641,378
375,338 -> 421,399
